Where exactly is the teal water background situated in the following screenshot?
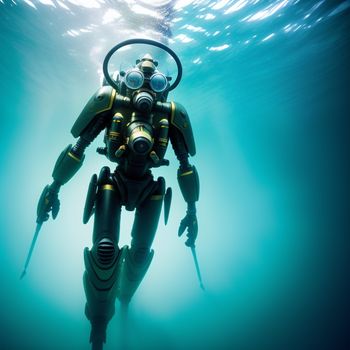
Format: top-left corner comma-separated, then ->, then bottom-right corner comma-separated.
0,1 -> 349,349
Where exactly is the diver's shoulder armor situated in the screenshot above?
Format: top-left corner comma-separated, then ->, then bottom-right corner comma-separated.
170,101 -> 196,156
71,86 -> 116,138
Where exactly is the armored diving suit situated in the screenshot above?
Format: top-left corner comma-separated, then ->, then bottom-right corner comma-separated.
36,52 -> 199,349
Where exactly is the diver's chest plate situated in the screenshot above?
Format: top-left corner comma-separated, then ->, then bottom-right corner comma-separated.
104,107 -> 170,174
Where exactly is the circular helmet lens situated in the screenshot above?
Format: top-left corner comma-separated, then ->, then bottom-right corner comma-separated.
150,73 -> 168,92
125,69 -> 144,90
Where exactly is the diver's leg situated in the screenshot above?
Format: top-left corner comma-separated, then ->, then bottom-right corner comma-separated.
117,177 -> 165,304
83,167 -> 122,349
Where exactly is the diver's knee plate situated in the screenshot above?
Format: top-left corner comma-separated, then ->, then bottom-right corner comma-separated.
116,246 -> 154,304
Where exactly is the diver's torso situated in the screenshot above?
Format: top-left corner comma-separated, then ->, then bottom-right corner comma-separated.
104,105 -> 170,178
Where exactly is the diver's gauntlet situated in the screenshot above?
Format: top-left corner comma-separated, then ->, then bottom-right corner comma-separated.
177,165 -> 200,247
52,144 -> 85,185
37,144 -> 84,223
177,165 -> 199,204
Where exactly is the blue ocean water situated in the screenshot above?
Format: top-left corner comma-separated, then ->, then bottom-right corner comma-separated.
0,1 -> 349,349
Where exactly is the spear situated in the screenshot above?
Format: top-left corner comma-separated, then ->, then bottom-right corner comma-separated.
20,221 -> 43,279
20,184 -> 59,279
190,245 -> 205,291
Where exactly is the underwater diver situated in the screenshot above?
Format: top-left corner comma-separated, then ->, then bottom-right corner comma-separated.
26,39 -> 200,349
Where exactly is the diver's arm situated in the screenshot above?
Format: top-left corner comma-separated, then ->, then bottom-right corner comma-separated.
37,116 -> 107,223
169,102 -> 199,247
37,87 -> 116,223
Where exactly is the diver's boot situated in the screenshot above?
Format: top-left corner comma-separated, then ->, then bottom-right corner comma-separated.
116,246 -> 154,304
83,238 -> 121,349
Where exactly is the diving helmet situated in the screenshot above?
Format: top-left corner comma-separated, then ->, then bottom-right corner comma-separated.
102,38 -> 183,110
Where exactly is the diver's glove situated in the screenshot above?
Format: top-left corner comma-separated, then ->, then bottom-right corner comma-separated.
178,202 -> 198,247
36,181 -> 61,223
